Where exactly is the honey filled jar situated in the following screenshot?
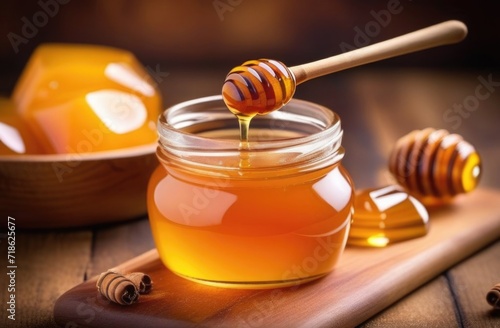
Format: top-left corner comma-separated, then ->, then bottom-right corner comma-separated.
148,96 -> 354,288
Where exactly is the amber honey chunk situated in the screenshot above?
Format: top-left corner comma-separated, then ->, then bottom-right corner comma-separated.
389,128 -> 481,205
348,185 -> 429,247
0,97 -> 43,155
12,43 -> 162,154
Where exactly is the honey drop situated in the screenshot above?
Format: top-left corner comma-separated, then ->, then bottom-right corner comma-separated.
348,185 -> 429,247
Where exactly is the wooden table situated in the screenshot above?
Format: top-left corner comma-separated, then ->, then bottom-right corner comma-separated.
1,68 -> 499,327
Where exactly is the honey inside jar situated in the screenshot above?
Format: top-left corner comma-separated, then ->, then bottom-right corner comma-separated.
148,96 -> 353,288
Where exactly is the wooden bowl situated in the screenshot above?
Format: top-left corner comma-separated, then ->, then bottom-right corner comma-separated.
0,143 -> 158,229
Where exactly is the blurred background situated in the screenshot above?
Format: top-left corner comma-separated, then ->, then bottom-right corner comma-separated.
1,0 -> 499,90
1,0 -> 499,188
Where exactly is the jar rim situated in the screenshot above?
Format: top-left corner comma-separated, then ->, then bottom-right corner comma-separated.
157,95 -> 344,174
159,95 -> 341,149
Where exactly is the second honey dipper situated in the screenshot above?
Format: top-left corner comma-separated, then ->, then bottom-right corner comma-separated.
223,20 -> 467,117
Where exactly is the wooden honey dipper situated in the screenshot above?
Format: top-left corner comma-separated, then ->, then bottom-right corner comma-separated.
388,128 -> 482,205
222,20 -> 467,117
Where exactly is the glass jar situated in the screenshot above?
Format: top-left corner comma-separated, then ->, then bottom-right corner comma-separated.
147,95 -> 354,288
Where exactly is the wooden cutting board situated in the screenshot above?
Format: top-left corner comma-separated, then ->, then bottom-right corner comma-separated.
54,188 -> 500,328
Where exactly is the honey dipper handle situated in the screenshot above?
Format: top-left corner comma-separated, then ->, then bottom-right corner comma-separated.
290,20 -> 467,84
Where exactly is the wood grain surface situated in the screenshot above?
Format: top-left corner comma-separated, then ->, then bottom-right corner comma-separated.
53,188 -> 500,328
